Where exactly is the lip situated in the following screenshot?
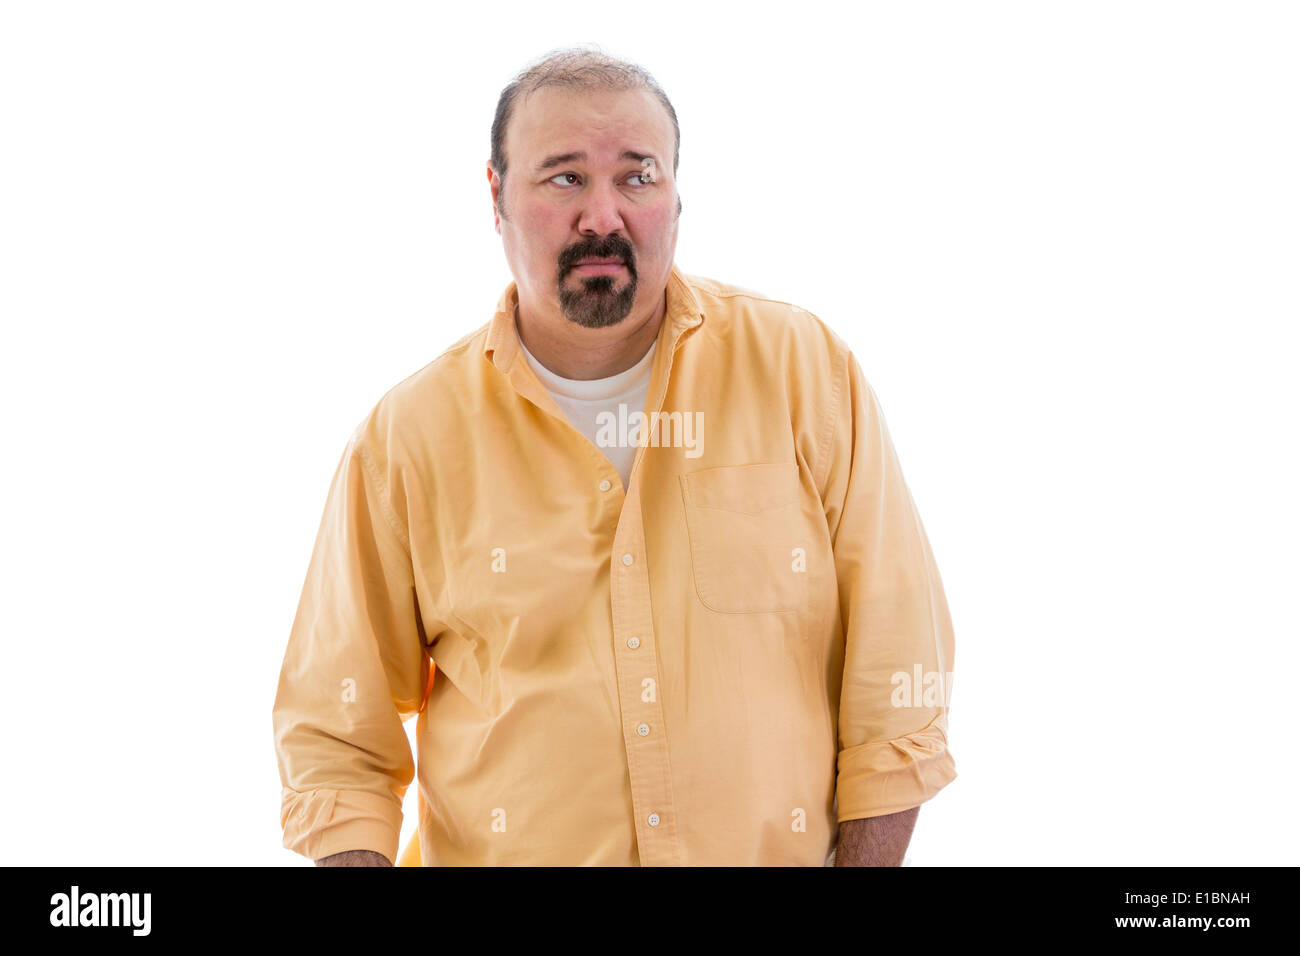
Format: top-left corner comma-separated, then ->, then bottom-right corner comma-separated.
572,259 -> 626,276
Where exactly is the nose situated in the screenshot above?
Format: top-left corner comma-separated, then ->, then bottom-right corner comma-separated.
576,177 -> 627,237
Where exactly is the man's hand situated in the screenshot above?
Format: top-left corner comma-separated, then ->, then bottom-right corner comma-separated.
834,806 -> 919,866
315,849 -> 392,867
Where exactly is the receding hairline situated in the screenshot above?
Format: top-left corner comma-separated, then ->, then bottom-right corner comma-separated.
509,52 -> 663,109
490,47 -> 681,183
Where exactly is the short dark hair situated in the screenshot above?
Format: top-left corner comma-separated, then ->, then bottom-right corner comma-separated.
490,45 -> 681,220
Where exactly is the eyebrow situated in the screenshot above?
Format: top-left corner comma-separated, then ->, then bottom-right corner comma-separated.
534,150 -> 659,173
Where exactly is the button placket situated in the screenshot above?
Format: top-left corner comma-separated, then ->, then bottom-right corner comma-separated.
610,505 -> 681,865
603,315 -> 698,867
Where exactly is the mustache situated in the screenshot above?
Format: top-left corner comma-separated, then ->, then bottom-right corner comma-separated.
558,239 -> 636,274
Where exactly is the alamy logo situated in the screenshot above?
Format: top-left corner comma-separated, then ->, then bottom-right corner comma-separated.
595,404 -> 703,458
49,885 -> 151,936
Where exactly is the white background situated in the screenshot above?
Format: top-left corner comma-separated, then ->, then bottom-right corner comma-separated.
2,1 -> 1296,866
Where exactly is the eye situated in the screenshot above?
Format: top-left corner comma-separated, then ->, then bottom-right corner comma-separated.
547,171 -> 652,188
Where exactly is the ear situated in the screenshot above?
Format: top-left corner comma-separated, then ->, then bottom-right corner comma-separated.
487,163 -> 501,232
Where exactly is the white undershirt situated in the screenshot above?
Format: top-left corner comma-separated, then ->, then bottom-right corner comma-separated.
518,331 -> 657,490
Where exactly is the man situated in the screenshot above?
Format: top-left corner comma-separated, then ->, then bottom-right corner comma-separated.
272,47 -> 957,867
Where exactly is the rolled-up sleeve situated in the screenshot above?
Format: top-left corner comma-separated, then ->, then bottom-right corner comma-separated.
820,347 -> 957,821
272,425 -> 428,863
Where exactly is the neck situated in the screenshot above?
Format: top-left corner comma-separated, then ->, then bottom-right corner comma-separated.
515,287 -> 667,380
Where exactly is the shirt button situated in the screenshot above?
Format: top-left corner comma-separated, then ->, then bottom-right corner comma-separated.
627,636 -> 640,649
636,723 -> 650,736
599,479 -> 612,492
647,813 -> 660,827
621,553 -> 634,566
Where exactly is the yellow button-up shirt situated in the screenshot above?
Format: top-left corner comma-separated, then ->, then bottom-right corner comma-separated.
272,263 -> 957,866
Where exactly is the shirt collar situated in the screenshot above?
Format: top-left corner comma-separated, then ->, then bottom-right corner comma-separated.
484,262 -> 705,374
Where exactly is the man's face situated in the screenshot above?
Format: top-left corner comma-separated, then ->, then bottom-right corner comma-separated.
491,85 -> 679,330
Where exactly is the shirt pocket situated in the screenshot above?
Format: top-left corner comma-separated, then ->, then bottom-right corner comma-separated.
680,462 -> 810,613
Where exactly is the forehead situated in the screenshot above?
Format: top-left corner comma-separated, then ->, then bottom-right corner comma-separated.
507,85 -> 673,167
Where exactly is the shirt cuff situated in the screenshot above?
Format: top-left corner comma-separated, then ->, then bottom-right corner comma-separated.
835,713 -> 957,821
280,787 -> 403,864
